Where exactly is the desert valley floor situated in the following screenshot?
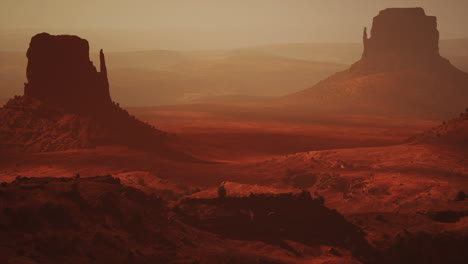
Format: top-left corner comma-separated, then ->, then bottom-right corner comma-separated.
1,103 -> 466,263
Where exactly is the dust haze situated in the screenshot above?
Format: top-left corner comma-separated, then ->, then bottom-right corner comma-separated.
1,0 -> 468,51
0,2 -> 467,264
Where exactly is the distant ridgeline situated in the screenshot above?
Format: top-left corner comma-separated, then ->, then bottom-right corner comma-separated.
284,8 -> 468,118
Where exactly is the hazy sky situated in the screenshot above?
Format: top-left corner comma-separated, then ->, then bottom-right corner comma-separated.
0,0 -> 467,50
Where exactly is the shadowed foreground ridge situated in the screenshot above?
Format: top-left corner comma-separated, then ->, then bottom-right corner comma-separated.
285,8 -> 468,118
0,175 -> 175,263
1,176 -> 466,264
0,177 -> 369,263
0,33 -> 194,160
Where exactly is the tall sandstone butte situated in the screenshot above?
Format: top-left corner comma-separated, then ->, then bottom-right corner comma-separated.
285,8 -> 468,118
0,33 -> 195,158
24,33 -> 112,115
363,8 -> 438,61
358,8 -> 452,72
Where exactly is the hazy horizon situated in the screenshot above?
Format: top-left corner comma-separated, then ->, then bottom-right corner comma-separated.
1,0 -> 468,51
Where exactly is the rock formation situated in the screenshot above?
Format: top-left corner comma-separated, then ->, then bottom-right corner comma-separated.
355,8 -> 454,73
284,8 -> 468,118
362,8 -> 439,60
0,33 -> 193,160
24,33 -> 112,115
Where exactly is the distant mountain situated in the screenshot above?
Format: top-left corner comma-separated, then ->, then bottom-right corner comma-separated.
101,51 -> 347,105
238,42 -> 362,65
238,38 -> 468,66
169,51 -> 347,99
108,68 -> 206,106
103,50 -> 191,70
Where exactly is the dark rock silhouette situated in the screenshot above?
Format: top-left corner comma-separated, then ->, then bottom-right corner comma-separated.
284,8 -> 468,118
24,33 -> 111,115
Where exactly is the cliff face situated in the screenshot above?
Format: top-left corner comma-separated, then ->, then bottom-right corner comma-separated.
24,33 -> 111,114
